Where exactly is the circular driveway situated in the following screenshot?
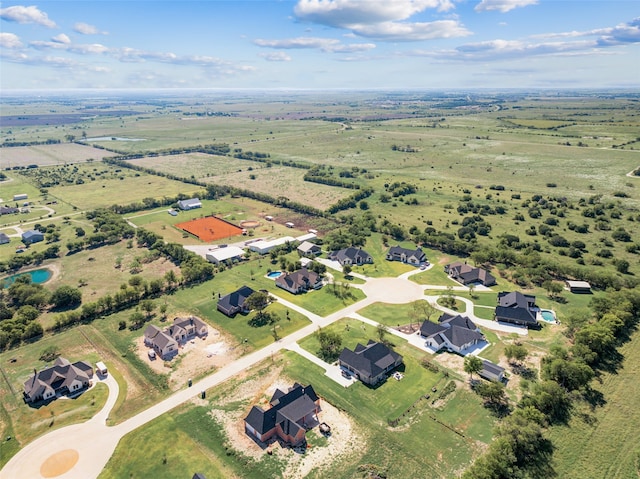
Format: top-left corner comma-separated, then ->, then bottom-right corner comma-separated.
361,277 -> 424,304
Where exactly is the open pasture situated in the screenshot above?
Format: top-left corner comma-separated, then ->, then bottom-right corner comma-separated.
204,165 -> 352,210
126,152 -> 254,178
0,144 -> 114,167
44,169 -> 201,210
175,216 -> 243,242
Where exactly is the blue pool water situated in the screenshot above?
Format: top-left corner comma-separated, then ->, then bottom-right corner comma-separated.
2,268 -> 52,287
539,310 -> 556,323
267,271 -> 282,278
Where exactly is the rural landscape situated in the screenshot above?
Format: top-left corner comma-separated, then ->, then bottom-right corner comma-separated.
1,89 -> 639,479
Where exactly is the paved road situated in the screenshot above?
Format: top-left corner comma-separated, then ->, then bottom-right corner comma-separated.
0,260 -> 525,479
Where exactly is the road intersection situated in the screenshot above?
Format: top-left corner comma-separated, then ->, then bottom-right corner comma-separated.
1,262 -> 526,479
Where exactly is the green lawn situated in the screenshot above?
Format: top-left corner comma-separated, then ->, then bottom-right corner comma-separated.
283,347 -> 491,478
548,329 -> 640,479
357,301 -> 423,328
0,327 -> 110,467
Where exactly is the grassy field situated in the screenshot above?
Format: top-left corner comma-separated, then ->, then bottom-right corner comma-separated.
548,329 -> 640,479
0,330 -> 108,467
1,144 -> 114,167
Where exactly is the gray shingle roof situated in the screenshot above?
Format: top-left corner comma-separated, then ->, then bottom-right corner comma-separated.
339,340 -> 402,380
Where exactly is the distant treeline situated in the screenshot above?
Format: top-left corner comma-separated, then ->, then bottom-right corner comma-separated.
2,139 -> 61,148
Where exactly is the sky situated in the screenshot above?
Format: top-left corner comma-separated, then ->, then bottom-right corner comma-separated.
0,0 -> 639,90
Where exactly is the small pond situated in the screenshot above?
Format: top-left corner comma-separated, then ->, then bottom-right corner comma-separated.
2,268 -> 52,287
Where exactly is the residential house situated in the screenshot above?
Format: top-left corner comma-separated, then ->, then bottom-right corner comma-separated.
494,291 -> 538,327
479,360 -> 505,382
177,198 -> 202,210
21,229 -> 44,245
275,268 -> 322,294
329,247 -> 373,266
566,280 -> 592,294
420,313 -> 485,354
0,232 -> 10,245
23,357 -> 93,404
205,246 -> 245,265
217,286 -> 256,316
0,206 -> 19,216
244,383 -> 321,446
297,241 -> 321,257
386,245 -> 426,265
338,340 -> 403,386
445,262 -> 496,287
144,325 -> 179,360
143,316 -> 208,360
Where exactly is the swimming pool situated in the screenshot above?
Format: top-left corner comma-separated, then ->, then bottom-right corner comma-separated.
539,309 -> 556,323
267,271 -> 282,279
2,268 -> 52,287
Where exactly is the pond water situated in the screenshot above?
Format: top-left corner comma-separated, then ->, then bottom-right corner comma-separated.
2,268 -> 52,287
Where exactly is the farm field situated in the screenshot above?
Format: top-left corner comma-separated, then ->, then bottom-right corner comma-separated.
1,92 -> 640,479
0,144 -> 114,167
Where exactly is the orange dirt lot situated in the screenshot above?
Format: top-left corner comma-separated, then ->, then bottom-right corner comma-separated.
175,216 -> 243,241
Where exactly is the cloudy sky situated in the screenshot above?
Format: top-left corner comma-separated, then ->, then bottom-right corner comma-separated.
1,0 -> 639,90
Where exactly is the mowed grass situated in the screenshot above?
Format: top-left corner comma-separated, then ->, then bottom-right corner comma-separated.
0,330 -> 108,467
548,329 -> 640,479
0,144 -> 113,167
127,152 -> 262,178
98,405 -> 243,479
282,345 -> 491,478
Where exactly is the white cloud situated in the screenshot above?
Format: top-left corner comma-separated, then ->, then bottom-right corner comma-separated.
259,51 -> 292,62
0,32 -> 23,49
0,5 -> 56,28
30,40 -> 110,55
293,0 -> 466,41
52,34 -> 71,44
475,0 -> 538,13
349,20 -> 470,41
294,0 -> 454,26
73,22 -> 107,35
254,36 -> 375,53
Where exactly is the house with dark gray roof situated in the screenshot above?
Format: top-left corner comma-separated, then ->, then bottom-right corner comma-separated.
244,383 -> 321,446
144,325 -> 179,360
217,286 -> 256,316
386,245 -> 426,265
21,229 -> 44,245
420,313 -> 485,354
445,262 -> 496,287
23,357 -> 93,404
275,268 -> 322,294
338,340 -> 403,386
177,198 -> 202,210
0,232 -> 10,245
0,206 -> 19,216
494,291 -> 538,327
329,247 -> 373,266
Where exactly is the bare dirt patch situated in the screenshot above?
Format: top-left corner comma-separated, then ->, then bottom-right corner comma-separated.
176,216 -> 243,242
134,325 -> 238,389
40,449 -> 79,477
205,365 -> 365,478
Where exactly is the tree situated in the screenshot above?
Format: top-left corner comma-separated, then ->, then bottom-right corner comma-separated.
464,355 -> 483,381
317,328 -> 343,362
245,291 -> 270,315
475,381 -> 507,408
376,323 -> 388,343
50,285 -> 82,309
542,280 -> 564,298
504,343 -> 528,365
409,300 -> 437,330
342,264 -> 352,277
140,299 -> 155,319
